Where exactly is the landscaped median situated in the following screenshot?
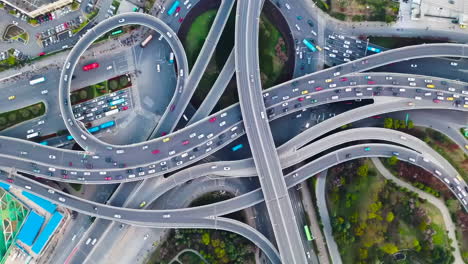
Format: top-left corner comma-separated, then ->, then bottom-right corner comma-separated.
0,102 -> 46,131
71,9 -> 99,34
70,74 -> 131,105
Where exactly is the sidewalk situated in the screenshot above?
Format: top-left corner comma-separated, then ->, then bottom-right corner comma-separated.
371,157 -> 463,264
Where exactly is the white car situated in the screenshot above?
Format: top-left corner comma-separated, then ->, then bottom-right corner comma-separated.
25,186 -> 31,190
118,18 -> 125,23
49,155 -> 56,159
223,167 -> 231,171
114,214 -> 122,218
163,214 -> 171,218
58,197 -> 66,202
106,65 -> 113,70
41,90 -> 48,95
329,53 -> 336,58
450,62 -> 458,66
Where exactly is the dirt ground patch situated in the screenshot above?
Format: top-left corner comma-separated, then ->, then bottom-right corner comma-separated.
329,0 -> 399,22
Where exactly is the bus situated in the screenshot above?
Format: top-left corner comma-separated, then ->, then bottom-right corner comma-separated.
304,225 -> 313,241
109,98 -> 125,106
231,144 -> 243,152
39,141 -> 48,145
29,76 -> 46,85
167,1 -> 180,16
303,39 -> 317,52
140,35 -> 153,48
105,109 -> 119,117
88,126 -> 100,133
367,46 -> 381,53
26,132 -> 40,139
100,120 -> 116,129
169,52 -> 174,63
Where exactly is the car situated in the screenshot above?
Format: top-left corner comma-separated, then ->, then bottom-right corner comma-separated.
426,84 -> 435,88
224,167 -> 231,171
114,214 -> 121,218
182,140 -> 189,145
325,79 -> 332,83
209,117 -> 217,122
178,17 -> 184,23
340,77 -> 348,82
367,81 -> 375,85
152,149 -> 160,154
104,176 -> 112,180
58,197 -> 66,202
433,99 -> 441,103
49,155 -> 56,159
82,62 -> 99,71
162,137 -> 170,143
410,64 -> 417,68
39,52 -> 46,56
41,90 -> 48,95
450,62 -> 458,66
163,214 -> 171,218
315,87 -> 323,91
8,96 -> 15,100
175,6 -> 181,12
139,201 -> 147,208
6,179 -> 13,183
118,18 -> 125,23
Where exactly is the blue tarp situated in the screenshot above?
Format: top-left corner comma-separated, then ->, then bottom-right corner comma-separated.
22,191 -> 57,214
31,212 -> 63,254
17,211 -> 44,246
0,182 -> 10,190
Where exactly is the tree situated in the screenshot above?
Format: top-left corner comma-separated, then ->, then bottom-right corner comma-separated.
109,79 -> 119,90
19,109 -> 30,119
0,117 -> 6,126
71,1 -> 80,10
393,120 -> 400,129
383,118 -> 393,128
6,56 -> 16,65
381,243 -> 399,254
357,164 -> 369,177
386,211 -> 395,222
79,89 -> 88,100
387,156 -> 398,166
7,113 -> 16,122
407,120 -> 414,129
0,3 -> 4,8
119,76 -> 129,88
201,232 -> 210,245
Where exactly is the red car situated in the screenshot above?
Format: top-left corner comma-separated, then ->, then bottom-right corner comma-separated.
83,62 -> 99,71
161,132 -> 167,136
433,99 -> 441,103
367,81 -> 376,85
315,87 -> 323,91
104,176 -> 112,181
68,162 -> 73,166
122,106 -> 129,111
178,18 -> 184,23
209,117 -> 217,123
152,149 -> 160,155
182,140 -> 189,145
371,116 -> 382,119
340,77 -> 348,82
39,52 -> 46,56
175,6 -> 181,12
298,97 -> 304,102
7,179 -> 13,183
62,175 -> 69,179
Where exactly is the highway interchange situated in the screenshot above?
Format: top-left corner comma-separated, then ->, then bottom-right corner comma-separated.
0,1 -> 468,263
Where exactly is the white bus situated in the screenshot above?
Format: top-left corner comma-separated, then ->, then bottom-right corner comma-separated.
29,76 -> 45,85
26,132 -> 40,139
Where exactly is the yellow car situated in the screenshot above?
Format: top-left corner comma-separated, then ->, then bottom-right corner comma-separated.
460,24 -> 467,29
315,45 -> 322,51
162,137 -> 170,143
8,96 -> 15,100
426,84 -> 435,88
301,90 -> 309,95
464,104 -> 468,108
446,97 -> 454,101
325,79 -> 332,83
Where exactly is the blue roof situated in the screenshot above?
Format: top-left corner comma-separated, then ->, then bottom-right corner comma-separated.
31,212 -> 63,254
0,182 -> 10,190
17,211 -> 45,246
22,191 -> 57,214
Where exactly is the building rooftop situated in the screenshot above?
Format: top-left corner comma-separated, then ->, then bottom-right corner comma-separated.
6,0 -> 57,13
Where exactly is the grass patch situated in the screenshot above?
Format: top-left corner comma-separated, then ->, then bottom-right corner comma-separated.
368,37 -> 449,49
179,251 -> 207,263
69,183 -> 82,192
0,102 -> 45,131
184,6 -> 288,109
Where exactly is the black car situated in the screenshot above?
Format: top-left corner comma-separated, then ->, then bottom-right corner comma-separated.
126,169 -> 133,174
307,20 -> 314,27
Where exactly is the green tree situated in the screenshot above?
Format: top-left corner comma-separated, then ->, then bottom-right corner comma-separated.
383,118 -> 393,128
6,56 -> 16,65
201,232 -> 210,245
109,79 -> 119,90
407,120 -> 414,129
381,243 -> 399,254
79,89 -> 88,100
357,164 -> 369,177
7,113 -> 16,122
386,211 -> 394,222
0,117 -> 6,126
119,76 -> 129,88
71,1 -> 80,9
393,120 -> 400,129
387,156 -> 398,166
0,3 -> 4,8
